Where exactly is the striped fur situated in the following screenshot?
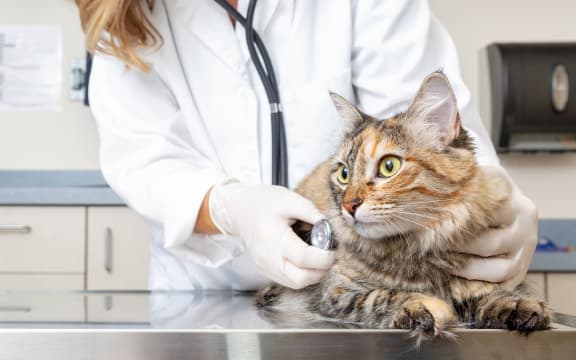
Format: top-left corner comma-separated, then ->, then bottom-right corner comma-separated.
256,73 -> 551,343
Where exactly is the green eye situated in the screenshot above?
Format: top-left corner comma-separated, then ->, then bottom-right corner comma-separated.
379,156 -> 402,177
337,164 -> 350,184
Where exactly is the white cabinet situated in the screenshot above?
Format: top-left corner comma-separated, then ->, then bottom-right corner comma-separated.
0,206 -> 150,291
87,207 -> 150,290
524,272 -> 546,300
547,274 -> 576,315
525,272 -> 576,315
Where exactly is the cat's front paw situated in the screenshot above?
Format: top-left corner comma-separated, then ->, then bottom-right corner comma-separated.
255,283 -> 284,308
389,295 -> 457,342
477,295 -> 552,333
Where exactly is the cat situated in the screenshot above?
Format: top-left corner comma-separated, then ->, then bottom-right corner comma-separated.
255,71 -> 551,343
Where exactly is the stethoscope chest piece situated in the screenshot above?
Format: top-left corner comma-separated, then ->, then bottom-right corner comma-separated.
310,219 -> 334,250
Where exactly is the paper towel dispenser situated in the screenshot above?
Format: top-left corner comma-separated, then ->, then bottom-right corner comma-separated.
481,43 -> 576,153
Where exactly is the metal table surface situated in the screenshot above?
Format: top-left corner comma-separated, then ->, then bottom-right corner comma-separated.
0,291 -> 574,360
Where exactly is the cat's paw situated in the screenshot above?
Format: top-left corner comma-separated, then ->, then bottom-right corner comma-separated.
477,295 -> 552,333
255,283 -> 284,308
389,295 -> 457,343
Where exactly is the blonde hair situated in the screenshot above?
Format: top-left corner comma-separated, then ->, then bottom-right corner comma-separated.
75,0 -> 162,71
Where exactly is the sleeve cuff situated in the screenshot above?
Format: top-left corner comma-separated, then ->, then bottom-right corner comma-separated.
161,170 -> 245,267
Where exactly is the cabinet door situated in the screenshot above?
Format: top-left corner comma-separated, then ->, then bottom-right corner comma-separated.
547,274 -> 576,315
87,207 -> 150,290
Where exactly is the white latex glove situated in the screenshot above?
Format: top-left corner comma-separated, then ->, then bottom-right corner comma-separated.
454,166 -> 538,288
209,182 -> 336,289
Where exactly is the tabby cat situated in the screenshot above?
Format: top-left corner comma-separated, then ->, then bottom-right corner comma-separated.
256,72 -> 551,343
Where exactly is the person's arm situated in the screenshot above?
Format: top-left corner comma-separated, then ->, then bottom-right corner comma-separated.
194,188 -> 220,234
90,53 -> 228,252
90,52 -> 335,288
350,0 -> 537,286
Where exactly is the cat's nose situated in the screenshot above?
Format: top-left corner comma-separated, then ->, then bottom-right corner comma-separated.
343,198 -> 363,217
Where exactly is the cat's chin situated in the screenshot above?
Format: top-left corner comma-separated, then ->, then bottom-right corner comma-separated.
349,221 -> 405,240
342,212 -> 412,240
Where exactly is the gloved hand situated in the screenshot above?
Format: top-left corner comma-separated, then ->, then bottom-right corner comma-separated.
209,181 -> 336,289
453,165 -> 538,288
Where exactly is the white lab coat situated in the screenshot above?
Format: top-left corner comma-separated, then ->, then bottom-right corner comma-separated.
89,0 -> 498,291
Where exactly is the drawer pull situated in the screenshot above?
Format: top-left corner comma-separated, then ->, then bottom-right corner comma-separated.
0,306 -> 31,313
104,296 -> 114,311
0,225 -> 31,234
105,227 -> 113,274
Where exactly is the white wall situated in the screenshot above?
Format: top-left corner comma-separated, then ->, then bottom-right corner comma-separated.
0,0 -> 574,217
0,0 -> 99,170
430,0 -> 576,218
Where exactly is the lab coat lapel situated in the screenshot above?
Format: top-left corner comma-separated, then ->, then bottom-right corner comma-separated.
176,0 -> 245,71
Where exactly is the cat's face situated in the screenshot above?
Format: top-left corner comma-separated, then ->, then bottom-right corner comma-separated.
329,73 -> 477,242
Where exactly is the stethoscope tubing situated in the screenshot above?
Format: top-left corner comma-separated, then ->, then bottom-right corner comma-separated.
213,0 -> 289,187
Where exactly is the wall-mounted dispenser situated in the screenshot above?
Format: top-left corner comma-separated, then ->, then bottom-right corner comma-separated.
480,43 -> 576,153
68,52 -> 92,106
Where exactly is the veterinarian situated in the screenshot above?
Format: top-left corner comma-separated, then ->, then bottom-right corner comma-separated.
78,0 -> 538,291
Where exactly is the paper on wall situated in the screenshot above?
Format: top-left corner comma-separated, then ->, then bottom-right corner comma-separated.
0,25 -> 62,112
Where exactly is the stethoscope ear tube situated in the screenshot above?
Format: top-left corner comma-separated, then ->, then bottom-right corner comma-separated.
214,0 -> 289,187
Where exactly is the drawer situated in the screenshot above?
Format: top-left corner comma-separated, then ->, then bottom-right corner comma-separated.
0,294 -> 84,322
0,207 -> 85,272
86,294 -> 150,323
0,274 -> 84,290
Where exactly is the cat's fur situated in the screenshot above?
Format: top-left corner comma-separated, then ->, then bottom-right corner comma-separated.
256,72 -> 551,343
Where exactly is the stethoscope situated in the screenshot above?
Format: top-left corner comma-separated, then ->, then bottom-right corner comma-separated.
213,0 -> 335,250
213,0 -> 288,188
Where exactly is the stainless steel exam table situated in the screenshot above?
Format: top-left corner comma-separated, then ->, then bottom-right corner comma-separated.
0,291 -> 574,360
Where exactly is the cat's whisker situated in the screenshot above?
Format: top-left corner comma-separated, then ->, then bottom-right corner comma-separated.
395,204 -> 441,210
389,218 -> 410,242
388,213 -> 429,231
391,210 -> 439,222
401,199 -> 453,205
371,204 -> 396,210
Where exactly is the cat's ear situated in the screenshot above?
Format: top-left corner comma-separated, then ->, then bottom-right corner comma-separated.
330,92 -> 365,128
406,72 -> 461,146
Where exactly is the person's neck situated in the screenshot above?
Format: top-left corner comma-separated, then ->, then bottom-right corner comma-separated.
227,0 -> 238,27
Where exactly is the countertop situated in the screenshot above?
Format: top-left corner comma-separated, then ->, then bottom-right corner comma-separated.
0,171 -> 124,205
0,291 -> 574,360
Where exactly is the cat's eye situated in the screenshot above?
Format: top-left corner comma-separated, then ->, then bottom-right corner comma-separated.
337,164 -> 350,184
378,156 -> 402,178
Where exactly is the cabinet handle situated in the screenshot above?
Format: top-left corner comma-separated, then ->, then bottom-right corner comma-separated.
105,227 -> 113,274
0,306 -> 31,313
0,225 -> 31,234
104,296 -> 113,311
